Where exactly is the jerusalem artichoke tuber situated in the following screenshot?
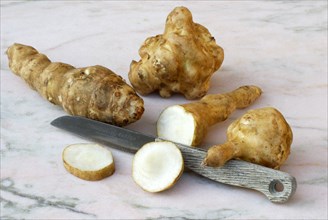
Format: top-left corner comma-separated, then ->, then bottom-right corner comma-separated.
6,43 -> 144,126
203,107 -> 293,169
132,141 -> 184,192
157,85 -> 262,146
63,143 -> 115,181
129,6 -> 224,99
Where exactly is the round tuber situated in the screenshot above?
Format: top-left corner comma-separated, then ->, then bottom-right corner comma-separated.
62,143 -> 115,181
132,141 -> 184,193
203,107 -> 293,169
157,85 -> 262,146
129,6 -> 224,99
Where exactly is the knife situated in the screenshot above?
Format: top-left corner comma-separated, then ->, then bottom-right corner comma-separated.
51,115 -> 296,203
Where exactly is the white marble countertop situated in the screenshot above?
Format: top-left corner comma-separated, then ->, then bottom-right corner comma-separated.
1,1 -> 327,219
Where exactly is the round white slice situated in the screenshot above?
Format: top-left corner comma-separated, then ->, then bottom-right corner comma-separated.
157,105 -> 196,146
63,143 -> 115,181
132,141 -> 184,192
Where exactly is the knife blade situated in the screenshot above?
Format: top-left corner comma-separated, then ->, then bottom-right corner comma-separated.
51,115 -> 296,203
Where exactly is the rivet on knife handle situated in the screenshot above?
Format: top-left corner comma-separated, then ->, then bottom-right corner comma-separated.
174,143 -> 297,203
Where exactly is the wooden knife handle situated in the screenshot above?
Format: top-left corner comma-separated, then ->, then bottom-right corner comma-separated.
176,143 -> 297,203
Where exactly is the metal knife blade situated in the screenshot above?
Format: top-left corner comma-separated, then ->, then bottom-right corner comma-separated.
51,115 -> 155,153
51,115 -> 296,203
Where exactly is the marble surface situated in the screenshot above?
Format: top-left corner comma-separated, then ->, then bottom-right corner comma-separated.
1,1 -> 327,219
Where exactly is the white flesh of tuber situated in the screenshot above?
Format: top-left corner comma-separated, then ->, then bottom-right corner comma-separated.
132,141 -> 184,192
157,105 -> 196,146
63,143 -> 115,181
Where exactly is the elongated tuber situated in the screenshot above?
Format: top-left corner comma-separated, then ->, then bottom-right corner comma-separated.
6,43 -> 144,126
203,107 -> 293,169
63,143 -> 115,181
129,6 -> 224,99
157,85 -> 262,146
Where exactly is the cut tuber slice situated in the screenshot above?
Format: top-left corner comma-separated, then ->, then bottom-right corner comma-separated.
157,85 -> 262,146
132,141 -> 184,192
62,143 -> 115,181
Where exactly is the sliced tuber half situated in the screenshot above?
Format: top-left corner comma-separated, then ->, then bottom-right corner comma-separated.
132,141 -> 184,192
63,143 -> 115,181
203,107 -> 293,169
157,85 -> 262,146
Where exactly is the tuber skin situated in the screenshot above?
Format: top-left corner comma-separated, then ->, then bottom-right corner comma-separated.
6,43 -> 144,126
129,6 -> 224,99
203,107 -> 293,169
157,85 -> 262,146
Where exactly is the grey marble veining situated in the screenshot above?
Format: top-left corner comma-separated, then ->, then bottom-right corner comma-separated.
1,1 -> 327,219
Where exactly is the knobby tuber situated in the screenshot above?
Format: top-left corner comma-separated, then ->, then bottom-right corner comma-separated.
157,85 -> 262,146
129,6 -> 224,99
7,43 -> 144,126
203,107 -> 293,169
